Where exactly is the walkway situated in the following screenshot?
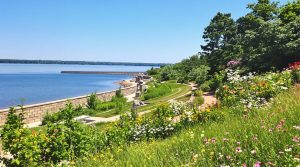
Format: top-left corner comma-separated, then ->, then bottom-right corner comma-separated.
25,83 -> 217,127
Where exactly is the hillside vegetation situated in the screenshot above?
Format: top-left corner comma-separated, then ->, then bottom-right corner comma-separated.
78,86 -> 300,167
0,0 -> 299,166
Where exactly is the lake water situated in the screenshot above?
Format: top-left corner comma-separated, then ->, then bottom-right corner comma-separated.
0,63 -> 154,109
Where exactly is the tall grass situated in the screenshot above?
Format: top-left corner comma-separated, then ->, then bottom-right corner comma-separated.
78,87 -> 300,166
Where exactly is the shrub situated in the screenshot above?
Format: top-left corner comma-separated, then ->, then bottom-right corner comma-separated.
194,90 -> 203,97
87,93 -> 99,110
188,65 -> 211,84
1,106 -> 42,166
41,104 -> 84,125
209,70 -> 226,90
194,96 -> 204,107
200,81 -> 211,92
291,69 -> 300,83
1,103 -> 99,166
42,112 -> 60,125
147,67 -> 160,76
115,87 -> 123,98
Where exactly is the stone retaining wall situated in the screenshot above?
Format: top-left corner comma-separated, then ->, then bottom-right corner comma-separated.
0,85 -> 137,126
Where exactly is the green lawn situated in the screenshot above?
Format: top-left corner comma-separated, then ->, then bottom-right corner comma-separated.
90,83 -> 191,118
77,86 -> 300,167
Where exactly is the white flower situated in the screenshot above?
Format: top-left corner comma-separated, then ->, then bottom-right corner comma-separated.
285,148 -> 292,152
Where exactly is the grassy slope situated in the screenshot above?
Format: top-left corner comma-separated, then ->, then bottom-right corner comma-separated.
78,86 -> 300,167
92,83 -> 191,118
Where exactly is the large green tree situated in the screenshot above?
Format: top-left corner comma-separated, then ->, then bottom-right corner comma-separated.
201,12 -> 241,73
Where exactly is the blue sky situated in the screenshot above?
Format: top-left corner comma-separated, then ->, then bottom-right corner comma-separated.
0,0 -> 287,63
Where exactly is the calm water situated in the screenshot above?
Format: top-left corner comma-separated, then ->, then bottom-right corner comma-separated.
0,63 -> 153,109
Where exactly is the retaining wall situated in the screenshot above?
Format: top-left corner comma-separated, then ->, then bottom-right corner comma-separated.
0,85 -> 137,126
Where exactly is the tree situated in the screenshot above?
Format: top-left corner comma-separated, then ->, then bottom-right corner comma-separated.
188,65 -> 211,84
201,12 -> 241,73
278,0 -> 300,23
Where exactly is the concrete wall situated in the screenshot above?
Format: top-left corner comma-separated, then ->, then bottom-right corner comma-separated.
0,85 -> 137,126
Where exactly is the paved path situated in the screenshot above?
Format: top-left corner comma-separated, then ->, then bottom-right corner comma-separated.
25,83 -> 217,127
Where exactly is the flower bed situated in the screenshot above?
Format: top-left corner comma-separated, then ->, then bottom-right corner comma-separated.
216,69 -> 292,108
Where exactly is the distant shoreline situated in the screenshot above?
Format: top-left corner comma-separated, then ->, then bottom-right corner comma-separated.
0,59 -> 168,67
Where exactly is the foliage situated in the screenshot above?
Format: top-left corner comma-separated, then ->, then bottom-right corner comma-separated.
200,81 -> 211,92
147,67 -> 160,76
87,93 -> 99,110
290,61 -> 300,83
208,70 -> 226,91
216,69 -> 292,108
84,87 -> 300,166
194,96 -> 204,107
158,65 -> 178,81
0,106 -> 42,167
42,104 -> 84,125
194,90 -> 203,97
1,103 -> 98,166
142,83 -> 172,100
188,65 -> 211,84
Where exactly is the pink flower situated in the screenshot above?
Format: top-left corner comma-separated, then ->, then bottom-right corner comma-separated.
254,161 -> 261,167
211,138 -> 216,143
243,163 -> 247,167
236,147 -> 242,153
292,136 -> 299,143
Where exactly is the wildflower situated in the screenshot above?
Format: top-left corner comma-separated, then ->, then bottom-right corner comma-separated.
226,155 -> 231,160
243,164 -> 247,167
254,161 -> 261,167
266,162 -> 274,166
222,138 -> 228,142
285,148 -> 292,152
293,125 -> 300,130
218,153 -> 223,158
236,147 -> 242,153
251,150 -> 257,155
292,136 -> 299,143
211,138 -> 216,143
237,142 -> 241,145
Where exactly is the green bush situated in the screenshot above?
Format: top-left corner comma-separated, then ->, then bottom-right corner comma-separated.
188,65 -> 211,84
194,90 -> 203,97
200,81 -> 211,92
87,93 -> 99,110
1,103 -> 99,166
41,104 -> 84,125
291,69 -> 300,83
194,96 -> 204,107
209,70 -> 226,90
